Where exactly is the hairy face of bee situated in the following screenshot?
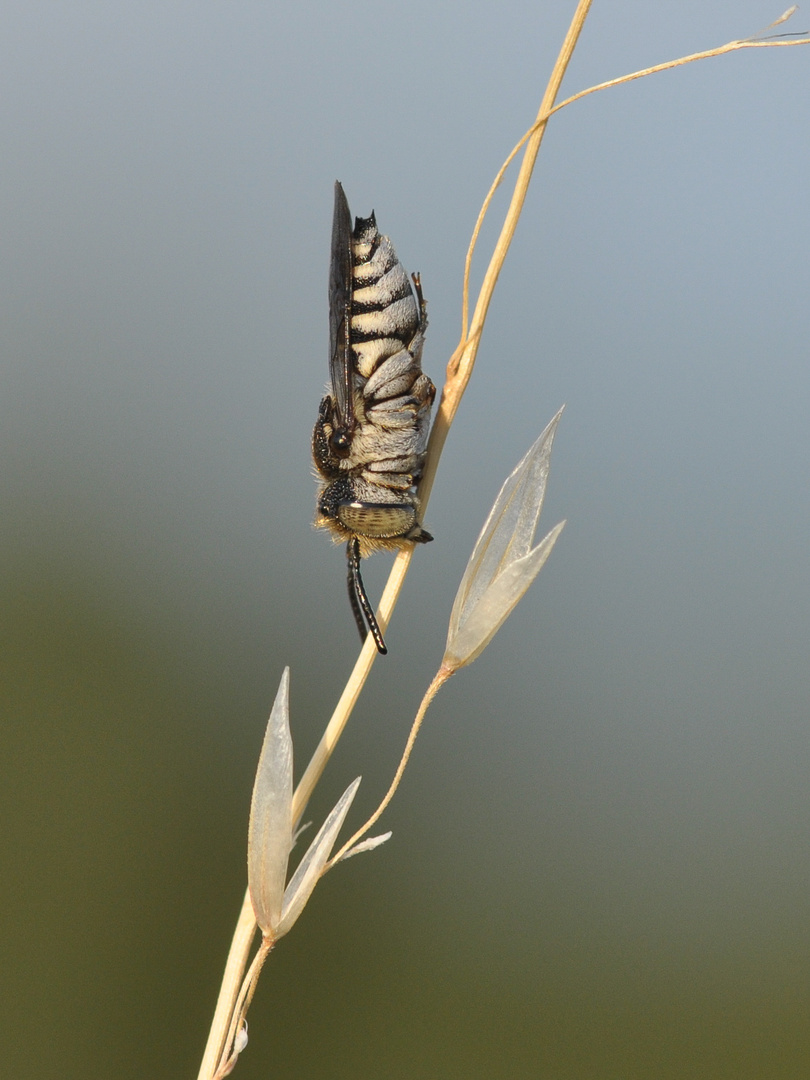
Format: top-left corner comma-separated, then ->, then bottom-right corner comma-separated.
313,182 -> 435,653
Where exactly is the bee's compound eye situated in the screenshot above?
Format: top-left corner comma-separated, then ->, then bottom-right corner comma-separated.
329,428 -> 352,458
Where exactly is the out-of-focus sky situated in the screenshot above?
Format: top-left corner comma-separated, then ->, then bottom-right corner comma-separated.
2,3 -> 810,1077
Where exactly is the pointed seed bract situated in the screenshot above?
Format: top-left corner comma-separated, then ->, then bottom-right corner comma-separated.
276,777 -> 361,938
444,408 -> 566,669
248,668 -> 294,936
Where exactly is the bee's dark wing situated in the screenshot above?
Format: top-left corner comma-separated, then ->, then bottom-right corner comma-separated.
329,181 -> 354,435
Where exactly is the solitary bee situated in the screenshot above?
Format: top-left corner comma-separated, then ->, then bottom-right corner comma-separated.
313,181 -> 435,654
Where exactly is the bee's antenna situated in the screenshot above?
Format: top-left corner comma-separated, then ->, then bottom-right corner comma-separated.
347,539 -> 388,655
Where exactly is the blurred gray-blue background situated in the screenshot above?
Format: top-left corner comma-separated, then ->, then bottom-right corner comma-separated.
3,3 -> 810,1077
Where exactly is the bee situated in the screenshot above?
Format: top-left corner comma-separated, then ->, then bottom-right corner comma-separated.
313,181 -> 435,654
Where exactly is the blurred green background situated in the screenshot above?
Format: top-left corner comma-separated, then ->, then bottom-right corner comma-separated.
3,2 -> 810,1077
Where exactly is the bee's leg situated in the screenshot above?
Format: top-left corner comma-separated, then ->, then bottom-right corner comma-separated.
346,542 -> 367,644
346,538 -> 387,655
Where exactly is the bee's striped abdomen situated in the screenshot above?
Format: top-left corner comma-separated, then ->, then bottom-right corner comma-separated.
349,215 -> 422,380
